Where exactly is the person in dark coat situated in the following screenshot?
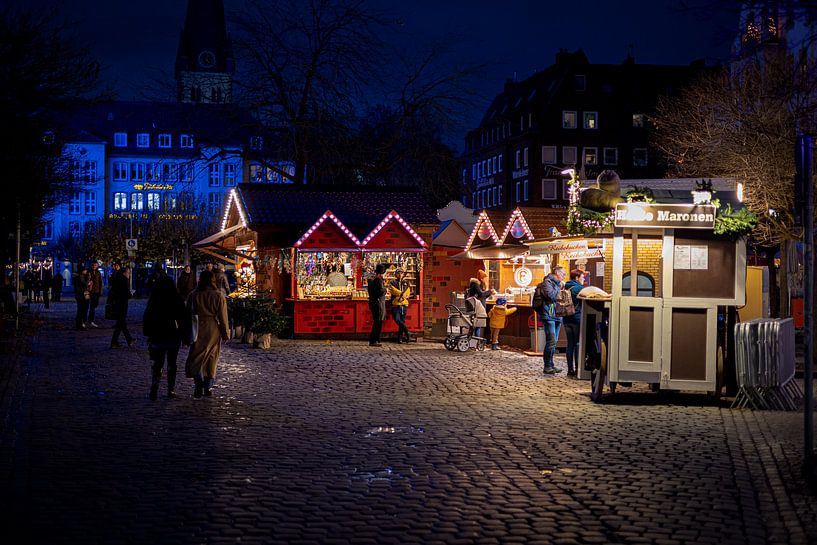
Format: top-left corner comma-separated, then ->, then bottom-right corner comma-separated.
467,269 -> 493,340
73,266 -> 91,330
534,266 -> 566,375
41,265 -> 52,309
87,261 -> 103,326
562,269 -> 585,377
143,275 -> 186,399
177,265 -> 197,300
214,263 -> 230,297
51,271 -> 63,302
109,267 -> 134,348
367,263 -> 387,347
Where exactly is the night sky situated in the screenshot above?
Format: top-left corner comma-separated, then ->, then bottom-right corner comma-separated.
21,0 -> 737,139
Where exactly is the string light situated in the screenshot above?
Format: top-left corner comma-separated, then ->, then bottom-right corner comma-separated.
361,210 -> 427,248
498,208 -> 534,245
464,210 -> 500,250
221,188 -> 248,230
294,210 -> 361,247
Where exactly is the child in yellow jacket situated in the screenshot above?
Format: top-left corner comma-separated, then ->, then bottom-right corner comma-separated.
487,297 -> 517,350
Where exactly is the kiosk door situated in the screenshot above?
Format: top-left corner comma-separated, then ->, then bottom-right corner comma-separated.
660,302 -> 717,391
618,296 -> 663,373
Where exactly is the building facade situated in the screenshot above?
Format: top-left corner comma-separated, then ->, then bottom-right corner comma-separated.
461,49 -> 710,211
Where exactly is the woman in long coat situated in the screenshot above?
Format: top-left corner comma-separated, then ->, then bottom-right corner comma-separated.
184,270 -> 229,398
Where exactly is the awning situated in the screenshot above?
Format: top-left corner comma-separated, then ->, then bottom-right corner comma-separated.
451,245 -> 530,260
192,224 -> 251,264
193,224 -> 244,248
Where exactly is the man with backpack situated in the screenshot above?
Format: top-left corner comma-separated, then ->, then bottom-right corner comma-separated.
533,265 -> 566,375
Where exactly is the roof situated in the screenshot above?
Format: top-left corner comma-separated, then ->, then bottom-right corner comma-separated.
236,184 -> 438,236
432,219 -> 469,248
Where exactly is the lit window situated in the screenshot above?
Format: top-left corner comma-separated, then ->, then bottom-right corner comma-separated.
523,147 -> 529,167
562,111 -> 577,129
224,164 -> 236,186
632,114 -> 646,128
250,164 -> 264,182
180,134 -> 194,148
158,134 -> 171,148
250,136 -> 263,150
84,191 -> 96,215
164,193 -> 177,211
113,162 -> 128,181
69,191 -> 82,215
584,147 -> 598,165
562,146 -> 577,165
147,193 -> 161,211
603,147 -> 618,165
113,193 -> 128,211
209,164 -> 221,186
542,146 -> 557,164
136,133 -> 150,147
131,193 -> 144,211
114,132 -> 127,147
542,179 -> 557,200
584,111 -> 598,129
633,148 -> 648,167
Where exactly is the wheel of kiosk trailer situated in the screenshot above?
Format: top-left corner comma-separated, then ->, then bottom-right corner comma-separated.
456,337 -> 470,352
444,336 -> 456,351
590,340 -> 607,403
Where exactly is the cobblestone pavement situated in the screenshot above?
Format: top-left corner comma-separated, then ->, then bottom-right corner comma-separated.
2,298 -> 817,545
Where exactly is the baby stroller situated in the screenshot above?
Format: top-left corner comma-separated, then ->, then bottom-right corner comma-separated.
444,301 -> 487,352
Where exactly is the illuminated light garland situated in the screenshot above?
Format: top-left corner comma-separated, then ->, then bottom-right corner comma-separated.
221,188 -> 249,230
464,210 -> 500,250
497,208 -> 535,246
294,210 -> 361,247
361,210 -> 427,248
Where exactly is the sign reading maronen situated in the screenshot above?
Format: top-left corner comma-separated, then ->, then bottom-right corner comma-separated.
614,203 -> 716,229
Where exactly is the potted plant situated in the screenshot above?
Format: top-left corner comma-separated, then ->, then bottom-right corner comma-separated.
249,300 -> 289,349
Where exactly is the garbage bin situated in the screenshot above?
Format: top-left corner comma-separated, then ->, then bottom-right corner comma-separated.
528,313 -> 544,352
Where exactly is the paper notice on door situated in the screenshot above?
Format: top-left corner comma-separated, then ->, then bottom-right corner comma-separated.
690,246 -> 708,270
674,245 -> 691,269
596,262 -> 604,277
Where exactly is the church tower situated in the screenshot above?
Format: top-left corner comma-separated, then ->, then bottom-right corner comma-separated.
175,0 -> 235,104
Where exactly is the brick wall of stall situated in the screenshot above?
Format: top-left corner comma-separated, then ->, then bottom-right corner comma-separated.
603,238 -> 663,295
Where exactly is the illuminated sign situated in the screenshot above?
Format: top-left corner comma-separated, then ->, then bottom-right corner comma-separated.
133,183 -> 174,191
614,203 -> 716,229
537,240 -> 588,254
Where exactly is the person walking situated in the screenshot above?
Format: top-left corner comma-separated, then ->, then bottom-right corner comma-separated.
177,265 -> 197,301
41,264 -> 52,310
109,266 -> 135,348
214,263 -> 230,297
534,265 -> 566,375
143,275 -> 185,400
73,265 -> 91,330
562,269 -> 585,377
367,264 -> 387,347
388,267 -> 411,343
184,270 -> 229,398
51,270 -> 63,302
87,261 -> 103,327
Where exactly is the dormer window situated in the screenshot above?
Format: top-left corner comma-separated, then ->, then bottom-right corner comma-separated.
114,132 -> 127,147
136,133 -> 150,148
180,134 -> 194,148
158,134 -> 172,148
250,136 -> 263,150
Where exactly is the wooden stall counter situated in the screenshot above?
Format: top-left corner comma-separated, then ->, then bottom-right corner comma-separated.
293,299 -> 422,335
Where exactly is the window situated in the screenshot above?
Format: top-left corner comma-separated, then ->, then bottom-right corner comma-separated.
583,147 -> 598,165
113,162 -> 128,181
180,134 -> 194,148
562,111 -> 577,129
520,115 -> 524,131
621,271 -> 655,297
180,163 -> 193,182
147,163 -> 161,182
583,111 -> 598,129
68,221 -> 80,238
191,86 -> 201,102
211,88 -> 222,102
542,146 -> 557,164
163,193 -> 177,211
250,164 -> 264,182
208,192 -> 221,214
208,164 -> 220,186
487,158 -> 492,176
42,221 -> 53,240
562,146 -> 577,165
515,181 -> 521,202
136,133 -> 150,147
542,178 -> 557,200
224,164 -> 236,186
632,113 -> 646,128
472,191 -> 476,208
114,132 -> 127,147
130,193 -> 144,211
84,191 -> 96,215
492,156 -> 498,174
250,136 -> 263,150
80,161 -> 97,183
498,154 -> 503,172
162,163 -> 177,181
158,134 -> 171,148
523,179 -> 529,202
603,147 -> 618,165
147,192 -> 161,211
69,191 -> 82,215
472,164 -> 477,180
575,74 -> 586,91
113,193 -> 128,211
633,148 -> 648,167
498,186 -> 503,205
130,162 -> 145,181
523,147 -> 529,167
515,150 -> 521,169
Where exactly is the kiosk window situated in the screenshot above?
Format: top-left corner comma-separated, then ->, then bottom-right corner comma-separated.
621,271 -> 655,297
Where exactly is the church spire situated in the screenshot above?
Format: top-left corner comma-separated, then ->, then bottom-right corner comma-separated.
175,0 -> 235,103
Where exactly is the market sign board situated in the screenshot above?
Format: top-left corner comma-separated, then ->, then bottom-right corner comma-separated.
614,203 -> 716,229
536,239 -> 588,254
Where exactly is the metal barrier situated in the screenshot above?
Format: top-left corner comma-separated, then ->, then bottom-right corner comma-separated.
732,318 -> 802,410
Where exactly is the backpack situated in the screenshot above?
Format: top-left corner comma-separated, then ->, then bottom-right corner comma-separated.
531,283 -> 546,312
555,289 -> 576,317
